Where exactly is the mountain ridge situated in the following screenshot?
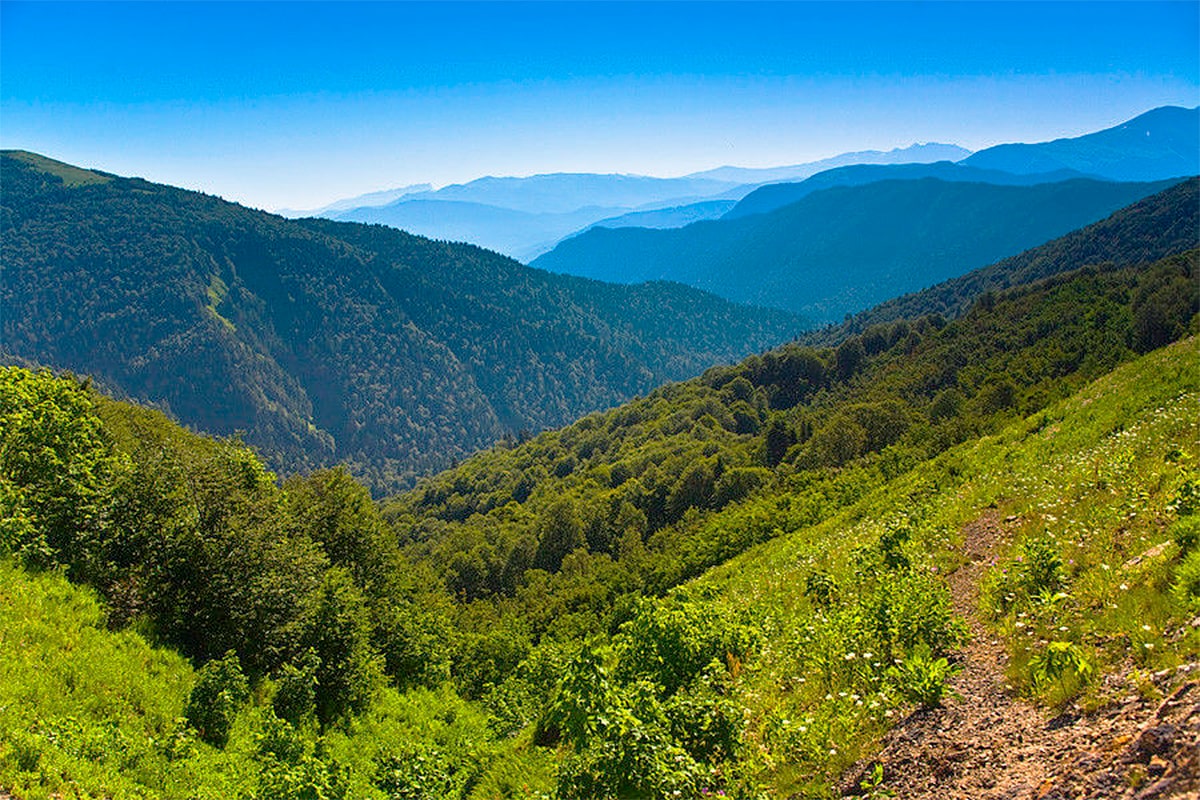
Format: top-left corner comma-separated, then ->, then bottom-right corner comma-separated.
963,105 -> 1199,181
0,150 -> 806,494
686,141 -> 973,184
532,175 -> 1180,321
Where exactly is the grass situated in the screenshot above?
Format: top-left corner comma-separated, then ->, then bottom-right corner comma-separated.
3,150 -> 112,187
686,336 -> 1199,796
0,557 -> 555,799
1,336 -> 1195,799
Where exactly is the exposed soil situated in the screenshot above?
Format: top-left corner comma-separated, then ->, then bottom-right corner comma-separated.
841,511 -> 1200,799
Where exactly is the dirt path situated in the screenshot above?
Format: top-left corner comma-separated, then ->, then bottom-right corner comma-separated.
841,512 -> 1200,799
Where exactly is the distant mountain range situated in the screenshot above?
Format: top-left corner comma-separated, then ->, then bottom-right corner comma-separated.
312,143 -> 975,260
962,105 -> 1198,181
0,150 -> 805,494
723,162 -> 1089,220
330,199 -> 621,264
277,182 -> 433,218
531,177 -> 1181,322
684,142 -> 973,184
381,173 -> 740,214
300,107 -> 1197,263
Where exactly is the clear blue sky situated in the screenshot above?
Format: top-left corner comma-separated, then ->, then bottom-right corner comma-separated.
3,1 -> 1197,211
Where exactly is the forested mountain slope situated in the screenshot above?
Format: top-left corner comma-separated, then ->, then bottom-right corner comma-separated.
805,177 -> 1199,346
531,176 -> 1177,320
0,150 -> 805,493
2,258 -> 1195,798
723,161 -> 1086,220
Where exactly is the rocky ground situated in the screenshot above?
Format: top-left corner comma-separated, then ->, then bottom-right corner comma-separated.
841,512 -> 1200,799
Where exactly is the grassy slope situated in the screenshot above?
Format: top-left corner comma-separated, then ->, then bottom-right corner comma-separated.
3,338 -> 1194,798
694,336 -> 1198,795
0,557 -> 553,800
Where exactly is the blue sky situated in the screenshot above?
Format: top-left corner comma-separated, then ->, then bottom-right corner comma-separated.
2,1 -> 1197,211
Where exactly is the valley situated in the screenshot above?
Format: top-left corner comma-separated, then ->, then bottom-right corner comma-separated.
2,100 -> 1198,799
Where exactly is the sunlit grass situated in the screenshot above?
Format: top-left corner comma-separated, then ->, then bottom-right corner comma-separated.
685,337 -> 1198,795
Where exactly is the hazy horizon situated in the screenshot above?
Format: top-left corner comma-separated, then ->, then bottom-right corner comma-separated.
3,1 -> 1197,212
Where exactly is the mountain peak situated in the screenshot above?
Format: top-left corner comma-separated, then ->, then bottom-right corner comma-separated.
963,106 -> 1200,180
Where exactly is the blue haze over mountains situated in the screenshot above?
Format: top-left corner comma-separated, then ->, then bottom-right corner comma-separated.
306,108 -> 1196,268
310,143 -> 972,261
4,106 -> 1197,490
528,106 -> 1198,320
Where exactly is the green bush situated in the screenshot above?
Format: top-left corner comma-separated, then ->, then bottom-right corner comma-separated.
272,649 -> 320,726
886,644 -> 958,708
1171,475 -> 1200,517
1171,516 -> 1200,553
374,743 -> 466,800
1171,549 -> 1200,611
552,681 -> 705,800
1028,640 -> 1096,699
184,650 -> 250,747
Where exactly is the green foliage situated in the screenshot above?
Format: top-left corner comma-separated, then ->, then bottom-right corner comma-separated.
0,367 -> 119,570
1131,254 -> 1199,353
615,595 -> 753,695
185,651 -> 251,747
985,534 -> 1066,614
373,744 -> 467,800
301,569 -> 385,726
1027,641 -> 1096,699
886,644 -> 959,708
1170,515 -> 1200,554
2,151 -> 802,495
804,569 -> 838,607
1170,474 -> 1200,516
273,650 -> 321,726
552,695 -> 706,800
1171,549 -> 1200,612
538,643 -> 615,750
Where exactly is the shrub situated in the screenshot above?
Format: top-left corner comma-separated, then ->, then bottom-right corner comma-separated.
185,650 -> 250,747
1171,549 -> 1200,612
1171,516 -> 1200,554
272,649 -> 320,726
886,644 -> 958,708
374,744 -> 466,800
1028,640 -> 1096,698
1170,475 -> 1200,517
804,570 -> 837,608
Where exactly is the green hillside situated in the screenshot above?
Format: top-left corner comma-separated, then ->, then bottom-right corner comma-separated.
0,151 -> 804,494
3,238 -> 1195,797
531,176 -> 1179,321
808,177 -> 1199,346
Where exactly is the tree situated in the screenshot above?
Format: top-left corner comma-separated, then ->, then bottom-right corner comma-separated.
534,497 -> 585,573
300,568 -> 384,726
763,416 -> 794,467
185,650 -> 250,747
